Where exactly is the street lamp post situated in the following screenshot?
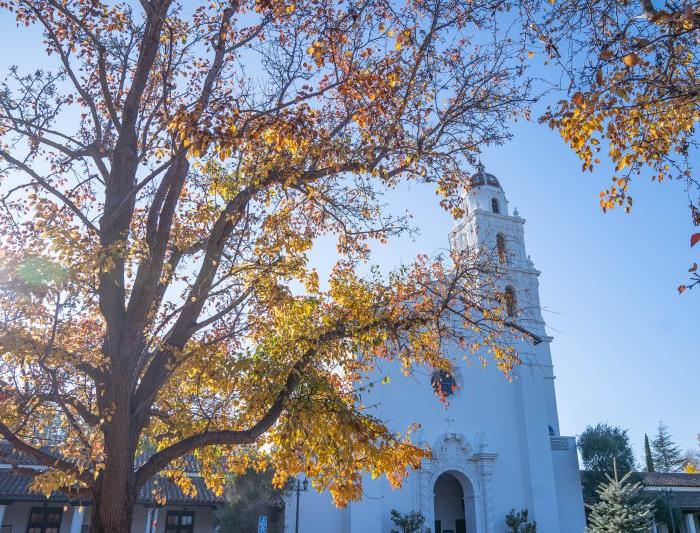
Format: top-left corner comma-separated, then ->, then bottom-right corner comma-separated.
291,477 -> 308,533
665,488 -> 677,533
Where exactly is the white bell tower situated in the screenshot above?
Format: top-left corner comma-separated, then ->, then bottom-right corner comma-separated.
449,162 -> 558,432
446,164 -> 584,531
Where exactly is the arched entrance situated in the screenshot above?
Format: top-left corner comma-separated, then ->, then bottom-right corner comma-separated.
433,471 -> 477,533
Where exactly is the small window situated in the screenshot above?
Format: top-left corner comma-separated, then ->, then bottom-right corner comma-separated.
496,233 -> 507,264
431,369 -> 456,397
491,198 -> 500,214
504,286 -> 517,317
26,507 -> 63,533
165,511 -> 195,533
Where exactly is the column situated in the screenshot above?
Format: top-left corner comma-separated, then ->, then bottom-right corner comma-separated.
685,513 -> 698,533
0,505 -> 6,528
145,508 -> 156,533
69,506 -> 85,533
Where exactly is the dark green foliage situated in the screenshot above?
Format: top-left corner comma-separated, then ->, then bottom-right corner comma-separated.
644,434 -> 654,473
578,423 -> 636,503
216,469 -> 286,533
587,473 -> 654,533
651,422 -> 684,473
505,508 -> 537,532
390,509 -> 426,533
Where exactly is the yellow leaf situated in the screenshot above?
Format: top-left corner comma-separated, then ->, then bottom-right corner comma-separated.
622,53 -> 640,67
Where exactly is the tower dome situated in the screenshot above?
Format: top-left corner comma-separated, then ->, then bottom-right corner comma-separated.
470,161 -> 502,189
462,162 -> 509,217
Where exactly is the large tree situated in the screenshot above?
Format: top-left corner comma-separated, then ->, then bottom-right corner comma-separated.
652,421 -> 684,472
529,0 -> 700,290
0,1 -> 534,531
578,423 -> 636,502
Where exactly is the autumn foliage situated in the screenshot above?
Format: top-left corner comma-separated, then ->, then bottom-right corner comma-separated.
530,0 -> 700,289
0,1 -> 532,531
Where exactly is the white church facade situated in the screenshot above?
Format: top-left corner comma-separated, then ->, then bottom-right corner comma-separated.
286,166 -> 587,533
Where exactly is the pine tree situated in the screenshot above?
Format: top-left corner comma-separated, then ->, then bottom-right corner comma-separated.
587,472 -> 654,533
644,434 -> 655,473
652,422 -> 684,473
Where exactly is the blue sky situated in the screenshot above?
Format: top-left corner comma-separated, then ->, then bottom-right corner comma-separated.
1,9 -> 697,464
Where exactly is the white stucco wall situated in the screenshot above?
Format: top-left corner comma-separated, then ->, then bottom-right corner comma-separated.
0,502 -> 72,533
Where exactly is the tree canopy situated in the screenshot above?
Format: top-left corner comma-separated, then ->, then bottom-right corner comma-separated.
578,423 -> 636,474
578,423 -> 636,502
0,1 -> 535,531
651,421 -> 685,473
530,0 -> 700,290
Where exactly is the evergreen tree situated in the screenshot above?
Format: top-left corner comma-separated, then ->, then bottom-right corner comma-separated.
505,509 -> 537,532
389,510 -> 425,533
578,423 -> 636,503
216,469 -> 286,533
652,422 -> 684,473
587,472 -> 654,533
644,434 -> 655,473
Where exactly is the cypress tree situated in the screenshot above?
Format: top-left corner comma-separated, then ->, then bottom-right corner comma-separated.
644,434 -> 654,473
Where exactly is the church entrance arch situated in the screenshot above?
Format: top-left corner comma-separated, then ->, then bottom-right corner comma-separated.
433,471 -> 477,533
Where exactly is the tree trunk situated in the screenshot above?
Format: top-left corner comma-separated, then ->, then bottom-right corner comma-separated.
89,486 -> 135,533
89,380 -> 138,533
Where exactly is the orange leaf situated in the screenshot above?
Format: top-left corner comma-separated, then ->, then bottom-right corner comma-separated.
691,233 -> 700,247
571,92 -> 584,105
684,4 -> 695,22
622,53 -> 640,67
678,285 -> 686,294
595,69 -> 603,85
689,263 -> 698,273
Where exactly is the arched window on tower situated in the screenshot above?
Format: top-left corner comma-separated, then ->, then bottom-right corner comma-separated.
496,233 -> 507,264
504,285 -> 517,317
491,198 -> 500,214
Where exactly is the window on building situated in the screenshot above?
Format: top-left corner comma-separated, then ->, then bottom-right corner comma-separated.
431,369 -> 456,397
165,511 -> 195,533
496,233 -> 507,264
491,198 -> 500,214
26,507 -> 63,533
504,286 -> 517,317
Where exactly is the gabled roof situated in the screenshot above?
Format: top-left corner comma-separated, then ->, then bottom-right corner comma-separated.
0,441 -> 56,466
644,472 -> 700,489
0,471 -> 225,506
0,441 -> 225,507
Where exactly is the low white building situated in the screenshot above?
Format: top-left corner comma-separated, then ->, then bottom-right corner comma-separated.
0,442 -> 223,533
286,165 -> 587,533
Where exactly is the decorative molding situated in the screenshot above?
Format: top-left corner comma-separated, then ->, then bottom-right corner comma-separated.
416,432 -> 498,533
550,436 -> 574,452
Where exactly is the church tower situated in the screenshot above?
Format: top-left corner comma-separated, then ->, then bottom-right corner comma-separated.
449,162 -> 560,435
286,164 -> 587,533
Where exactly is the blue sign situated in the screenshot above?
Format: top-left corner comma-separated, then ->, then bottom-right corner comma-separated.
258,515 -> 268,533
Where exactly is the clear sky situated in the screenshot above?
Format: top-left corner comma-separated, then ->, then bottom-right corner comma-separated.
1,9 -> 697,466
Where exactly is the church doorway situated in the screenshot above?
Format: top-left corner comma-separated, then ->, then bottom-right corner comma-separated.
433,471 -> 477,533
